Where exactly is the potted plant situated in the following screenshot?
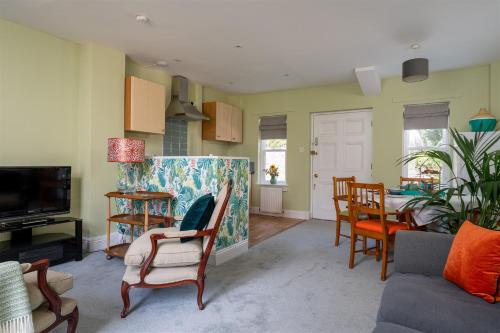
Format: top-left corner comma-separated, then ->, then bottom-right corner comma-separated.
398,129 -> 499,233
265,164 -> 279,185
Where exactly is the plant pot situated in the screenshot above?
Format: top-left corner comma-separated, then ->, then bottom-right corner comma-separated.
270,175 -> 277,185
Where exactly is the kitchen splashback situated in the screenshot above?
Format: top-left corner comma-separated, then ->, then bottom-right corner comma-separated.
163,118 -> 188,155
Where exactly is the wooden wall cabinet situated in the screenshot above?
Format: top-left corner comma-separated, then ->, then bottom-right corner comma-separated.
202,102 -> 243,143
125,76 -> 166,134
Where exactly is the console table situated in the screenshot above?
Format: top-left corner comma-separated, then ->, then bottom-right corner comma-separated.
0,217 -> 82,266
105,191 -> 174,259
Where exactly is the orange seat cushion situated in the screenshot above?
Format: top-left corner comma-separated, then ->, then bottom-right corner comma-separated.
443,221 -> 500,303
355,219 -> 408,235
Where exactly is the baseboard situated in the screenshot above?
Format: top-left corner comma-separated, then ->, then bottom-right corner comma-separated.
208,239 -> 249,266
83,232 -> 122,253
250,206 -> 310,220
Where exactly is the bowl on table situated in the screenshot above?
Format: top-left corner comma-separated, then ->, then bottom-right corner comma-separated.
388,188 -> 403,195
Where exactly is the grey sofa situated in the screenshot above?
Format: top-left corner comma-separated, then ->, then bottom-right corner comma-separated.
373,231 -> 500,333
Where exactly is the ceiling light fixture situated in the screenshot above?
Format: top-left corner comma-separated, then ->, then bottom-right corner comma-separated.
234,44 -> 242,49
283,74 -> 290,77
174,59 -> 182,63
402,43 -> 429,83
155,60 -> 168,67
135,15 -> 150,24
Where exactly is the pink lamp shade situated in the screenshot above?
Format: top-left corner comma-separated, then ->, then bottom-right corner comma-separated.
107,138 -> 145,163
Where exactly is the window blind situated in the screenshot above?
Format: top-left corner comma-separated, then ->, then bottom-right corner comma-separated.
259,115 -> 287,139
403,102 -> 450,130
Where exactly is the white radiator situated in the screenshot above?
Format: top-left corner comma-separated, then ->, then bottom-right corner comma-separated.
260,186 -> 283,214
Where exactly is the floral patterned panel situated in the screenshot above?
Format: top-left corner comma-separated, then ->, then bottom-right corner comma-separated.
115,157 -> 249,251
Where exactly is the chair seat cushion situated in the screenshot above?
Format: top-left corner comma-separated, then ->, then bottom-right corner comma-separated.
24,270 -> 73,310
124,227 -> 202,268
355,220 -> 407,235
377,273 -> 500,333
32,297 -> 76,333
123,265 -> 198,285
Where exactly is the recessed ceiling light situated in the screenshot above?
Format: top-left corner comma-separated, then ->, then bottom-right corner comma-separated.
174,59 -> 182,63
234,44 -> 242,49
155,60 -> 168,67
135,15 -> 150,24
410,43 -> 420,50
227,81 -> 234,85
283,73 -> 290,77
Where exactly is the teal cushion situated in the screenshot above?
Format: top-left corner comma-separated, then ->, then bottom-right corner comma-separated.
180,194 -> 215,243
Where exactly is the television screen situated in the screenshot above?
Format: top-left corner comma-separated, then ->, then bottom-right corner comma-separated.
0,166 -> 71,221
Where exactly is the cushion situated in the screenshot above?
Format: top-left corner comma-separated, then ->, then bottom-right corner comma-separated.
123,265 -> 198,285
377,272 -> 500,333
32,297 -> 76,333
443,221 -> 500,303
355,220 -> 408,235
24,270 -> 73,310
180,193 -> 215,243
124,227 -> 202,268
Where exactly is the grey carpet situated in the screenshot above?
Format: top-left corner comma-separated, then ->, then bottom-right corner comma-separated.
53,220 -> 386,333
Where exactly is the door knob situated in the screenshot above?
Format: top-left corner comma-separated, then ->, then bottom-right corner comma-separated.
314,173 -> 319,178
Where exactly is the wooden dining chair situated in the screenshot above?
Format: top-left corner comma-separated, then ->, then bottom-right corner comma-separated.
333,176 -> 356,246
347,182 -> 412,281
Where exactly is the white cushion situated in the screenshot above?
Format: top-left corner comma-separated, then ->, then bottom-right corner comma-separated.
203,184 -> 228,251
123,265 -> 198,285
32,297 -> 76,333
124,227 -> 202,268
24,270 -> 73,311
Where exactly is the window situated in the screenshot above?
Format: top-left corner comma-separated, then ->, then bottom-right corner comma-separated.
403,103 -> 450,183
259,116 -> 287,184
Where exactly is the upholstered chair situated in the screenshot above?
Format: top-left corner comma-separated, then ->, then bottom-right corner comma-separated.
22,259 -> 78,333
120,180 -> 233,318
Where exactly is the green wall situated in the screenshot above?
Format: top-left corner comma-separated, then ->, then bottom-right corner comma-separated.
230,64 -> 497,211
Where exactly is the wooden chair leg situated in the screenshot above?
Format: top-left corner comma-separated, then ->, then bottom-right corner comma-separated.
120,281 -> 131,318
362,236 -> 367,254
381,240 -> 389,281
375,240 -> 381,262
349,232 -> 356,269
334,220 -> 342,247
66,306 -> 79,333
196,277 -> 205,310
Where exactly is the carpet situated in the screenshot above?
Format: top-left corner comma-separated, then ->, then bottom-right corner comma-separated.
53,220 -> 386,333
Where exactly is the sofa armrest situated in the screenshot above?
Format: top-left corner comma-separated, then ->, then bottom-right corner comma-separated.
394,231 -> 454,276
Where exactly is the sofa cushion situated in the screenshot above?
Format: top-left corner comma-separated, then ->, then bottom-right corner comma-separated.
123,265 -> 198,285
24,270 -> 73,310
443,221 -> 500,303
124,227 -> 202,268
377,273 -> 500,333
373,322 -> 423,333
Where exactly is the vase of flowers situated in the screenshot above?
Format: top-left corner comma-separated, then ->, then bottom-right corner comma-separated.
266,164 -> 279,184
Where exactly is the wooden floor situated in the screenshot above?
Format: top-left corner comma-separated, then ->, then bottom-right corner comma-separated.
249,214 -> 306,247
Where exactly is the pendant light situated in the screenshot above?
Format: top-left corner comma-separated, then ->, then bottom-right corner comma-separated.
402,44 -> 429,83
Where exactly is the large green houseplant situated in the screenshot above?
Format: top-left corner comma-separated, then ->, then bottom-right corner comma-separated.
398,129 -> 499,233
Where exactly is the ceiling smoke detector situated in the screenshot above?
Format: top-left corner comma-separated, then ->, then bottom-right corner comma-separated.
135,15 -> 150,24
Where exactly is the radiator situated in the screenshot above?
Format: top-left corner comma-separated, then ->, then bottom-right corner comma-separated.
260,186 -> 283,214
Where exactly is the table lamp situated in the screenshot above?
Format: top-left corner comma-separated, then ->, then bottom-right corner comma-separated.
107,138 -> 145,193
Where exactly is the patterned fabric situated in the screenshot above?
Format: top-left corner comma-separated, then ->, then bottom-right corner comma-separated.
0,261 -> 34,333
107,138 -> 145,163
116,157 -> 249,251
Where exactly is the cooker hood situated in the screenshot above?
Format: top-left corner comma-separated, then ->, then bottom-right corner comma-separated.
166,76 -> 209,121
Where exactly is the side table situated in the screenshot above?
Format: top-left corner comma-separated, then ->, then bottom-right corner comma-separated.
104,191 -> 174,259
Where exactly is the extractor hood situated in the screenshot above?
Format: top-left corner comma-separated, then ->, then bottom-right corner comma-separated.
166,76 -> 209,121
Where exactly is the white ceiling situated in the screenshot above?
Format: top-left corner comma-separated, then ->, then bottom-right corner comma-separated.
1,0 -> 499,93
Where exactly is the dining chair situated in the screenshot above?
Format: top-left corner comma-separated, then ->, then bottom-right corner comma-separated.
333,176 -> 368,251
347,182 -> 413,281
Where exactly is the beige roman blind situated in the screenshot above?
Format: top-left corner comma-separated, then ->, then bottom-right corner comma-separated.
403,102 -> 450,130
259,115 -> 287,140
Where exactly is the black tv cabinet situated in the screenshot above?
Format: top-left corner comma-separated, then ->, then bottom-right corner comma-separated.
0,217 -> 82,266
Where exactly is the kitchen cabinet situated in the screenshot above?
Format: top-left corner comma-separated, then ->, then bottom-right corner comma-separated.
202,101 -> 243,143
125,76 -> 166,134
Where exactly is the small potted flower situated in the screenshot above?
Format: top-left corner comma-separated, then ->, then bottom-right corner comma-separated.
266,164 -> 279,184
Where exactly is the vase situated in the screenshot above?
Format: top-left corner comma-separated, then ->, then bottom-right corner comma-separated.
469,108 -> 497,132
270,175 -> 277,185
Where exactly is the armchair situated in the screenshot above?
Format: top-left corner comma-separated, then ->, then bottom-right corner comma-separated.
120,179 -> 233,318
22,259 -> 78,333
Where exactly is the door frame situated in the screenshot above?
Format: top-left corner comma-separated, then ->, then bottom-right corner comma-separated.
309,108 -> 374,219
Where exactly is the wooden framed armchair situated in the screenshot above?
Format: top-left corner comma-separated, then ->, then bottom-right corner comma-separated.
120,180 -> 233,318
22,259 -> 78,333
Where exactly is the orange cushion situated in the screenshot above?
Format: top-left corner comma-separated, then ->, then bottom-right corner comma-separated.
355,219 -> 408,235
443,221 -> 500,303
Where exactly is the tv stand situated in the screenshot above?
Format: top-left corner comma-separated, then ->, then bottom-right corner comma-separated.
0,217 -> 82,266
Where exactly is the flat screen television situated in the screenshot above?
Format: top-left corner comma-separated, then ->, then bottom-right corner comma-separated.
0,166 -> 71,222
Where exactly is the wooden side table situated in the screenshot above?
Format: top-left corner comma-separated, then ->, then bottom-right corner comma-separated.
104,191 -> 174,259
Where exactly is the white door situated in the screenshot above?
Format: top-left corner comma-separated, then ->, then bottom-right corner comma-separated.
311,110 -> 373,220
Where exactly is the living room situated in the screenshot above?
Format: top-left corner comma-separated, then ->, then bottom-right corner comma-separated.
0,1 -> 499,332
